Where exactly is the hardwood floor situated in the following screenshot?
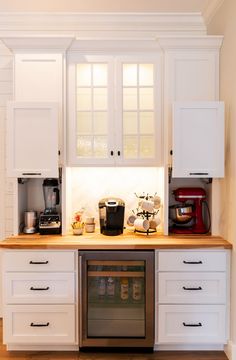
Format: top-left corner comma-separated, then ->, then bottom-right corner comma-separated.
0,319 -> 228,360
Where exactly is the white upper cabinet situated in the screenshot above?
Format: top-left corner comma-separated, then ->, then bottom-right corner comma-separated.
172,101 -> 224,178
67,55 -> 162,166
6,101 -> 59,178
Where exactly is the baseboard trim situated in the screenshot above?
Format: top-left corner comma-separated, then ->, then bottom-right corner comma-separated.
224,340 -> 236,360
154,344 -> 224,351
7,344 -> 80,351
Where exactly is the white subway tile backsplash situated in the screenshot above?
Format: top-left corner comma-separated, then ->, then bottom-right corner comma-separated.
0,81 -> 12,94
5,219 -> 13,233
5,194 -> 14,208
0,69 -> 13,81
0,44 -> 13,256
68,167 -> 164,231
0,56 -> 13,69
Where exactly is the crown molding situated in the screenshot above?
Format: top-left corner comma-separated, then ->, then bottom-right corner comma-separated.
1,36 -> 74,53
157,35 -> 223,50
0,12 -> 206,38
202,0 -> 225,26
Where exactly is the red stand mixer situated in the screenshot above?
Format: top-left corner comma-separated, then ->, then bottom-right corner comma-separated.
169,187 -> 210,234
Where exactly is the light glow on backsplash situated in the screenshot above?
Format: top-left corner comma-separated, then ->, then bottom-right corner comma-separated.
66,167 -> 164,231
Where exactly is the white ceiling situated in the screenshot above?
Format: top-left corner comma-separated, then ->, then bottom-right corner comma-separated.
0,0 -> 223,14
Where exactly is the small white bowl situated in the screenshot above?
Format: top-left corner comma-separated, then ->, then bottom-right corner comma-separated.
73,228 -> 83,235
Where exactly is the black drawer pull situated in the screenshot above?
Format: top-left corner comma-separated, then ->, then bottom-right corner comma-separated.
110,150 -> 114,156
183,261 -> 203,265
30,286 -> 50,291
189,172 -> 209,176
183,286 -> 202,291
29,261 -> 49,265
183,322 -> 202,327
22,173 -> 42,176
117,150 -> 121,156
30,322 -> 49,327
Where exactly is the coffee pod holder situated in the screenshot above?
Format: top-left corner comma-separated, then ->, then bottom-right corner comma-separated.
133,193 -> 160,235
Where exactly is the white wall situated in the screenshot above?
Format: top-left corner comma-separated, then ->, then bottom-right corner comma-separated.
208,1 -> 236,358
0,0 -> 210,12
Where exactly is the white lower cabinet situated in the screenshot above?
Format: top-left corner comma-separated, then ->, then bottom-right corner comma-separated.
5,305 -> 75,344
3,250 -> 78,349
158,304 -> 226,344
156,250 -> 229,348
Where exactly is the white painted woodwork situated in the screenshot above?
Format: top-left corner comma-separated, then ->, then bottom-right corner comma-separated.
172,101 -> 224,178
158,272 -> 226,304
67,54 -> 162,166
155,249 -> 228,347
12,51 -> 66,166
6,101 -> 59,178
14,54 -> 63,102
3,250 -> 78,347
5,272 -> 75,304
158,251 -> 226,272
3,250 -> 75,272
157,304 -> 226,344
4,304 -> 75,344
160,38 -> 222,235
0,14 -> 207,39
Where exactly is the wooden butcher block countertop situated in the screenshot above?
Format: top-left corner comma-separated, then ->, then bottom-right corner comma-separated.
0,230 -> 232,249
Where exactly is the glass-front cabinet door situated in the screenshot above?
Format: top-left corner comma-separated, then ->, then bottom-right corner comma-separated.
79,251 -> 154,348
67,56 -> 115,165
67,55 -> 162,166
116,58 -> 162,166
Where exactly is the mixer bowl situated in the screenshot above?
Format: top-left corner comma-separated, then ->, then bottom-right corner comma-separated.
169,205 -> 193,224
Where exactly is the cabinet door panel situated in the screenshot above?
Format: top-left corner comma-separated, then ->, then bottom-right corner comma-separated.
4,305 -> 75,344
158,251 -> 226,272
158,272 -> 226,304
157,305 -> 226,344
5,272 -> 75,304
6,101 -> 58,178
172,101 -> 224,178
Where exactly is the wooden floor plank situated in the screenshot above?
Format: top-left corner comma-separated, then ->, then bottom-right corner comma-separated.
0,319 -> 228,360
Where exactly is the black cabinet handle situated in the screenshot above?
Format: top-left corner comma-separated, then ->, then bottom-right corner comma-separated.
183,286 -> 202,291
110,151 -> 114,156
29,261 -> 49,265
189,172 -> 209,176
183,261 -> 203,265
183,322 -> 202,327
22,173 -> 42,176
117,151 -> 121,156
30,286 -> 50,291
30,322 -> 49,327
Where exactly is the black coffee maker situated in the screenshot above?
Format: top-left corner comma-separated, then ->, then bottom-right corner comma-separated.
99,198 -> 125,236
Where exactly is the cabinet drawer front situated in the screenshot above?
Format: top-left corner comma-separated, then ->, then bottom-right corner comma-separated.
5,273 -> 75,304
157,305 -> 226,344
158,251 -> 226,271
4,251 -> 75,272
4,305 -> 75,344
158,272 -> 226,304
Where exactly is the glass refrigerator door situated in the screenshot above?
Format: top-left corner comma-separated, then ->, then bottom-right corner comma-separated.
87,260 -> 145,338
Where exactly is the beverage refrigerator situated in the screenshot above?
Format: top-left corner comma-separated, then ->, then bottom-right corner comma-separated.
79,251 -> 154,348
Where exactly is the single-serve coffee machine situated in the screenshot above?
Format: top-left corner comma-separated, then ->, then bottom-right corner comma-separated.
99,198 -> 125,236
39,178 -> 61,235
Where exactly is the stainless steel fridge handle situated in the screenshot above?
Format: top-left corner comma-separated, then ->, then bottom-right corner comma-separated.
79,254 -> 83,346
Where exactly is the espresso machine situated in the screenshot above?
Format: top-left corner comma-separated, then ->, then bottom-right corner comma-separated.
39,178 -> 61,235
169,187 -> 210,234
99,198 -> 125,236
